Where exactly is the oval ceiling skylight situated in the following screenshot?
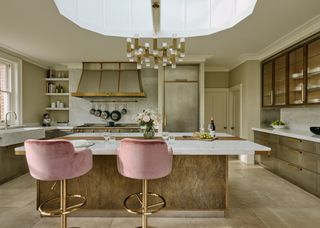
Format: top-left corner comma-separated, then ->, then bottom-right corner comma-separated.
54,0 -> 257,38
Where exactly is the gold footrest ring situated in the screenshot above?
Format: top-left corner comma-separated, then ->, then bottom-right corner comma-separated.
39,194 -> 87,216
124,192 -> 166,215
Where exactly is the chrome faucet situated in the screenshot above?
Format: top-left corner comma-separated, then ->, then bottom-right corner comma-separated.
4,111 -> 17,129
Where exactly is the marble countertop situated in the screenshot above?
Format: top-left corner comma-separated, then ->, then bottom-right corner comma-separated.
15,132 -> 270,155
252,128 -> 320,143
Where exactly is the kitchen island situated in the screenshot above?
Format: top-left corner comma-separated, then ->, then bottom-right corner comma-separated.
15,132 -> 270,218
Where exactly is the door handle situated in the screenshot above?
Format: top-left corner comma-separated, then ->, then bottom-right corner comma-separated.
224,127 -> 227,130
163,114 -> 167,127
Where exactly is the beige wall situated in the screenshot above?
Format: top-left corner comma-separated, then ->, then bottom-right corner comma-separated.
22,61 -> 48,124
229,60 -> 261,140
205,72 -> 229,88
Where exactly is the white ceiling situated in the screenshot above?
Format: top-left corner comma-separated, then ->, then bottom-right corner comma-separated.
0,0 -> 320,69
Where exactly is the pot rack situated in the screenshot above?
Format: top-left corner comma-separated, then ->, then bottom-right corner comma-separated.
90,100 -> 138,103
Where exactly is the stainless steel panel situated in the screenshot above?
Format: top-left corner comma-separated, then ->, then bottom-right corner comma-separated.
279,136 -> 316,153
164,82 -> 198,132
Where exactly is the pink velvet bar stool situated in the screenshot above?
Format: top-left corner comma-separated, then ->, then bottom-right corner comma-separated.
117,138 -> 173,228
24,139 -> 93,228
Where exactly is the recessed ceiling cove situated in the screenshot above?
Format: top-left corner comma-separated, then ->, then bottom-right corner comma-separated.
53,0 -> 257,38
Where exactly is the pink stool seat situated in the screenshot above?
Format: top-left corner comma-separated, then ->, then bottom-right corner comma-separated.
117,138 -> 173,180
25,139 -> 93,181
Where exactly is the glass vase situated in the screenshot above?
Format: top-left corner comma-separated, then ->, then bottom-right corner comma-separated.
143,125 -> 155,139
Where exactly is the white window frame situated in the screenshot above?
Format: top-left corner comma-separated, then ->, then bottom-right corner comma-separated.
0,51 -> 23,126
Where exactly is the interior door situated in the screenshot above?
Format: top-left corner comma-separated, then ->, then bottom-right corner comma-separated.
205,90 -> 228,132
229,89 -> 241,137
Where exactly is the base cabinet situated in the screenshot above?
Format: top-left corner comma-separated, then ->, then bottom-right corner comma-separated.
254,131 -> 320,197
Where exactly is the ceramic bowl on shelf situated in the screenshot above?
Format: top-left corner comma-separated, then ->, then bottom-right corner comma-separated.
310,127 -> 320,135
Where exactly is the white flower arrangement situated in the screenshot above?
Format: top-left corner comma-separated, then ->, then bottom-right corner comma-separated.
135,109 -> 161,128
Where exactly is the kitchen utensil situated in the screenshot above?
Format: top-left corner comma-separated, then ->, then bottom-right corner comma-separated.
121,104 -> 127,114
89,103 -> 95,115
121,108 -> 127,114
310,127 -> 320,135
110,110 -> 121,121
101,110 -> 110,120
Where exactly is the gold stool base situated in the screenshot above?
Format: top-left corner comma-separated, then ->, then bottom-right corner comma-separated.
38,180 -> 87,228
124,180 -> 166,228
39,194 -> 87,216
124,192 -> 166,215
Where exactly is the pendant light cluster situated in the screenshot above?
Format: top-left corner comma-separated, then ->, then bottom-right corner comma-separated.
126,36 -> 185,69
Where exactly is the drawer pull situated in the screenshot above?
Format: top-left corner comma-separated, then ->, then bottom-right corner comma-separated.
287,137 -> 302,143
287,163 -> 302,171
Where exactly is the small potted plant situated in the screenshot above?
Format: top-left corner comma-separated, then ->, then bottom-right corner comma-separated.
135,109 -> 160,139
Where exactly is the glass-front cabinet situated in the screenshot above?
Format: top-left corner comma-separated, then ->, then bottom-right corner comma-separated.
307,38 -> 320,104
262,32 -> 320,107
274,55 -> 287,106
262,61 -> 273,107
288,47 -> 305,105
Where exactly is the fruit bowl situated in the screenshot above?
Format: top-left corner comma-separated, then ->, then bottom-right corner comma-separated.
310,127 -> 320,135
271,125 -> 286,129
270,120 -> 286,129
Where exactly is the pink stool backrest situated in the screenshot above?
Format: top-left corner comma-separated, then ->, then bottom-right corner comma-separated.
25,139 -> 93,181
117,138 -> 173,180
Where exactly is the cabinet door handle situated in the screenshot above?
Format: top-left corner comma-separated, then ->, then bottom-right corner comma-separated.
287,137 -> 302,143
231,127 -> 234,130
224,126 -> 227,130
164,114 -> 167,127
301,84 -> 305,103
288,163 -> 302,171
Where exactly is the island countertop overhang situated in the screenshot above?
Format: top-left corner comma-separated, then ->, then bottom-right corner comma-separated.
14,132 -> 270,156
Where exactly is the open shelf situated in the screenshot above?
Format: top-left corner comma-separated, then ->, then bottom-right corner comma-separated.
45,93 -> 70,96
45,78 -> 69,81
45,108 -> 69,111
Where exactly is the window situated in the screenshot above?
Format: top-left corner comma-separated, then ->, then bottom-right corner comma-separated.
0,61 -> 12,122
0,53 -> 21,126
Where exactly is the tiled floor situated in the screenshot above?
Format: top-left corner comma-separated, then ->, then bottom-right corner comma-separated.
1,160 -> 320,228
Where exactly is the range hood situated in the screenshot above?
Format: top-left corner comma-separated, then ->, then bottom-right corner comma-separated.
71,62 -> 145,97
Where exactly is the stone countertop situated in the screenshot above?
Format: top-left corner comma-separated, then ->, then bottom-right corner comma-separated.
252,127 -> 320,143
15,132 -> 270,156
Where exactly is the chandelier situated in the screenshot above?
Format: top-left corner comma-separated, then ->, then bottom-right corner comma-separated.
126,36 -> 185,69
54,0 -> 257,69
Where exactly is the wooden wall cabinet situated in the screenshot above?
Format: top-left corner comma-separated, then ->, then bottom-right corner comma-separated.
262,32 -> 320,107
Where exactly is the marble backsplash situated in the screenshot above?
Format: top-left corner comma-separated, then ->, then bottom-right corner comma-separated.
281,107 -> 320,131
68,68 -> 158,126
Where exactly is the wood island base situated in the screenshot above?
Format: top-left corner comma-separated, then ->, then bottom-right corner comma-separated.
37,155 -> 228,218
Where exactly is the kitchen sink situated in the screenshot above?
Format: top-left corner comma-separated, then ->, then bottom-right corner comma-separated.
0,127 -> 45,147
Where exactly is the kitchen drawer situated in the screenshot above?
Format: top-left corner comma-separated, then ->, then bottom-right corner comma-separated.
279,136 -> 316,153
278,145 -> 300,165
295,167 -> 318,195
255,131 -> 270,141
254,131 -> 278,143
260,154 -> 278,173
318,175 -> 320,197
277,159 -> 299,181
277,160 -> 317,194
254,137 -> 269,147
278,145 -> 319,173
300,150 -> 319,173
